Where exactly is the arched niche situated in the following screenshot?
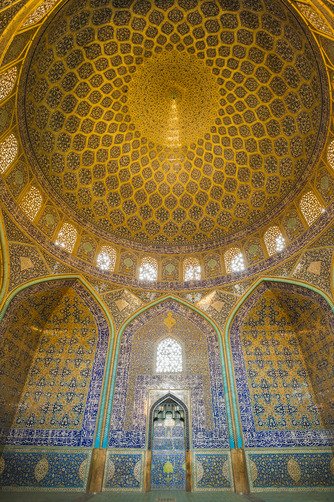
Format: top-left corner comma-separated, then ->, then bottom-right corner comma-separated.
147,393 -> 191,492
229,279 -> 334,448
0,277 -> 111,449
103,298 -> 233,493
148,393 -> 190,450
107,298 -> 229,451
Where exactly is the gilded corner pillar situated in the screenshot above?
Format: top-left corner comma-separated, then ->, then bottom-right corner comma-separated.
230,448 -> 249,495
87,448 -> 107,493
185,450 -> 192,492
143,450 -> 152,492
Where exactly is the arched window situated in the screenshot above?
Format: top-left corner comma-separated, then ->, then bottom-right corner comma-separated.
96,245 -> 116,272
0,134 -> 18,174
183,257 -> 201,281
264,226 -> 285,256
55,222 -> 77,253
0,67 -> 17,101
327,139 -> 334,170
138,257 -> 158,282
156,338 -> 182,373
299,191 -> 324,225
224,247 -> 245,273
20,186 -> 43,221
23,0 -> 58,26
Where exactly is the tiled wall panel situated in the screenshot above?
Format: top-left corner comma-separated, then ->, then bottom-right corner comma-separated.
103,451 -> 143,491
246,449 -> 334,490
230,282 -> 333,448
193,451 -> 233,491
0,447 -> 91,491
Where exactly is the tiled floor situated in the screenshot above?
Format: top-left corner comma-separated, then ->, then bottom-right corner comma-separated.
0,491 -> 333,502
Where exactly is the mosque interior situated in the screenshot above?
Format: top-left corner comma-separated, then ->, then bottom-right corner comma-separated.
0,0 -> 333,496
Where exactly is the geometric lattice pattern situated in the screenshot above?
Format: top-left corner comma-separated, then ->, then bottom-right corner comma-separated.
14,287 -> 98,430
23,0 -> 58,27
0,280 -> 110,447
0,289 -> 62,430
264,226 -> 285,256
230,282 -> 333,447
0,66 -> 17,101
239,292 -> 322,431
0,134 -> 18,174
55,222 -> 77,253
156,338 -> 182,373
20,186 -> 43,221
21,0 -> 325,249
96,245 -> 116,271
184,257 -> 201,281
327,139 -> 334,170
138,257 -> 158,282
224,247 -> 245,273
299,191 -> 324,225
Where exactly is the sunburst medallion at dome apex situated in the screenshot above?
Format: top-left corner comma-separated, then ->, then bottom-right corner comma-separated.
127,51 -> 221,147
20,0 -> 328,251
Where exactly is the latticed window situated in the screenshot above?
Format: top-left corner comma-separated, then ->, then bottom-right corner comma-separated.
296,3 -> 332,35
0,134 -> 18,173
184,257 -> 201,281
156,338 -> 182,373
96,246 -> 116,272
139,257 -> 158,281
23,0 -> 59,26
264,226 -> 285,256
0,67 -> 17,101
327,139 -> 334,170
55,222 -> 77,253
299,191 -> 324,225
224,247 -> 245,273
20,186 -> 43,221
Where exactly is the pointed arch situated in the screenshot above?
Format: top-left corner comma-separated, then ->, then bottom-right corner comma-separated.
148,392 -> 190,450
101,295 -> 237,449
226,277 -> 334,329
0,274 -> 115,448
225,277 -> 334,448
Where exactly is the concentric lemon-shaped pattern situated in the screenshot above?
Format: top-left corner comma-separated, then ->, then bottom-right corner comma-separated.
20,0 -> 327,250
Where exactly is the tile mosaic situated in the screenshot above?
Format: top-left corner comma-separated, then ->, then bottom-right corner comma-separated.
0,280 -> 110,448
103,451 -> 143,491
8,243 -> 49,290
194,452 -> 232,491
151,453 -> 185,491
230,282 -> 333,448
108,300 -> 229,450
291,248 -> 333,296
0,447 -> 91,490
246,449 -> 334,490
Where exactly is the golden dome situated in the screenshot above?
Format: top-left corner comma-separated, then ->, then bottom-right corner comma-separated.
20,0 -> 328,252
